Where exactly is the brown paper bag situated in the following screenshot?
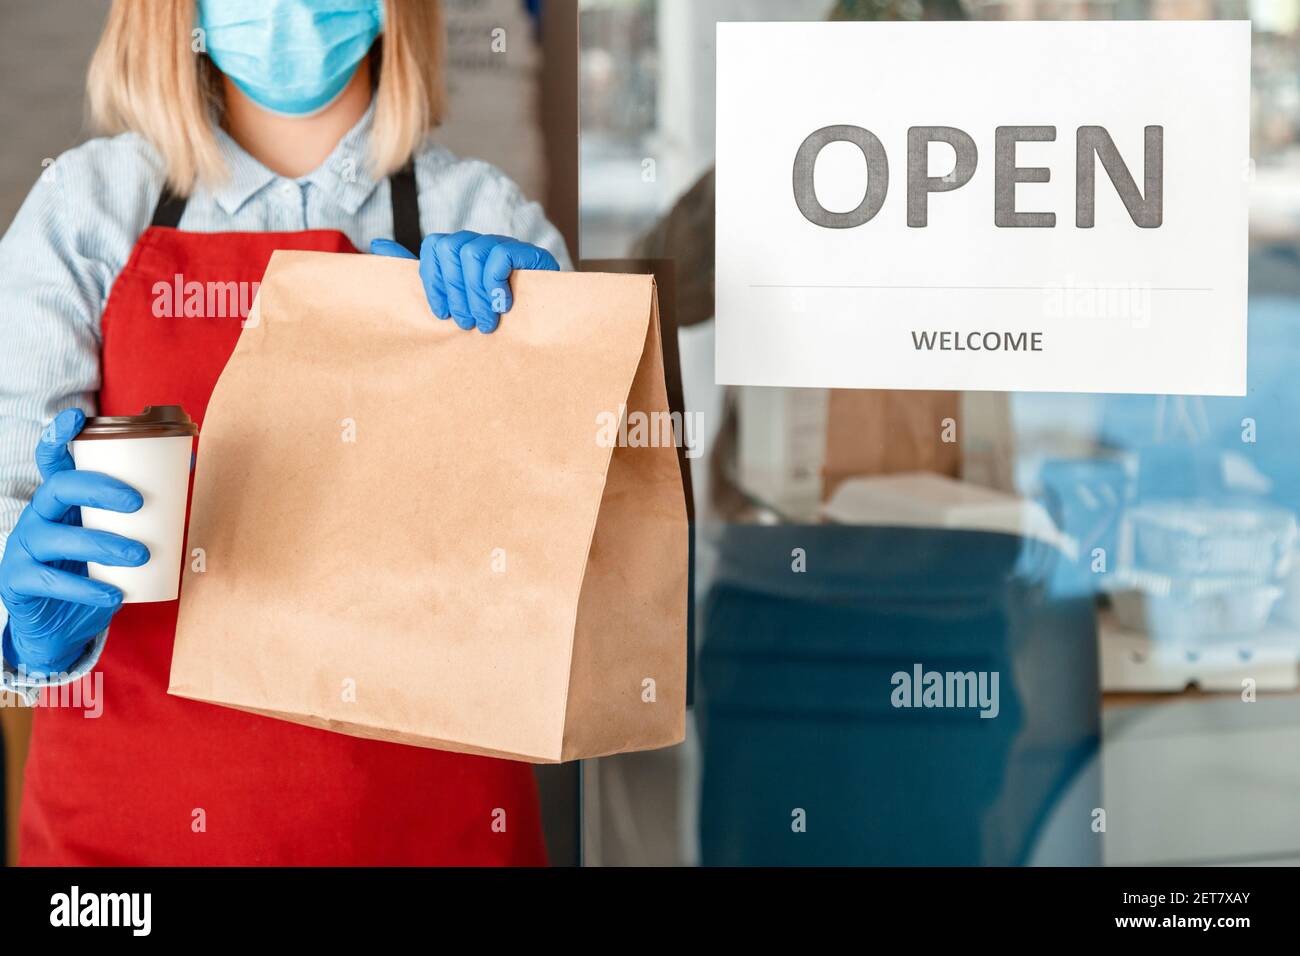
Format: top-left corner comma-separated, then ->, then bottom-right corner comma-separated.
169,251 -> 688,763
821,389 -> 962,499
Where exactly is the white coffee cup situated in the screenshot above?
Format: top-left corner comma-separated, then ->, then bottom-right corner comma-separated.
69,405 -> 198,603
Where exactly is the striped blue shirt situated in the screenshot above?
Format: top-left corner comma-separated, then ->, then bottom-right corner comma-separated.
0,102 -> 571,703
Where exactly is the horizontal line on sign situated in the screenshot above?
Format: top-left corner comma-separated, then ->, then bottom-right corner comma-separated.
749,284 -> 1213,292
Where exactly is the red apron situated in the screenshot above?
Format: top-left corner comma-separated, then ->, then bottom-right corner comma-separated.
19,169 -> 548,866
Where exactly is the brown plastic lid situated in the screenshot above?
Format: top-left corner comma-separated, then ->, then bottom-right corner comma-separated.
75,405 -> 198,440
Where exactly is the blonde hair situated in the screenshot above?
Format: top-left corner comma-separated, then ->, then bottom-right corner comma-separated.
87,0 -> 446,194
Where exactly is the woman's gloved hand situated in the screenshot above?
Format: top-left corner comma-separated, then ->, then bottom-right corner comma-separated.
371,231 -> 560,334
0,409 -> 150,674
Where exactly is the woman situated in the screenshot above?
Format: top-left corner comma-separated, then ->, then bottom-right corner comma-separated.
0,0 -> 567,865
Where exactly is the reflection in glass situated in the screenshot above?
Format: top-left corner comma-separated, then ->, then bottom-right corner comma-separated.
578,0 -> 1300,866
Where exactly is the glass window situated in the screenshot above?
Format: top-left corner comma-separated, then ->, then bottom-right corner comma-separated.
579,0 -> 1300,867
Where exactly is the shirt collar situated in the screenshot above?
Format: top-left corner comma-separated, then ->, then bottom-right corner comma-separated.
209,99 -> 383,217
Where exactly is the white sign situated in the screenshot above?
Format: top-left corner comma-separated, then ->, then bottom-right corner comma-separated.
715,21 -> 1251,395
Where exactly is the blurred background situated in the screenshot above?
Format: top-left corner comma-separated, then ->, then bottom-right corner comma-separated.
580,0 -> 1300,867
6,0 -> 1300,867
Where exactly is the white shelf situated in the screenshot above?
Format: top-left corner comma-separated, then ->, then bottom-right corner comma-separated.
1100,609 -> 1300,692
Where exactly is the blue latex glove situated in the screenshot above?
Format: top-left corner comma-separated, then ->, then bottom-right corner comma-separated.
371,231 -> 560,334
0,409 -> 149,675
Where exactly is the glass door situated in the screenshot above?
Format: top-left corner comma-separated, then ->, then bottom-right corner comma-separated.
577,0 -> 1300,866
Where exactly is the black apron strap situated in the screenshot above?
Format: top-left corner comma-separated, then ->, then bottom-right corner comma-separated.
389,159 -> 421,256
150,184 -> 188,229
148,163 -> 421,244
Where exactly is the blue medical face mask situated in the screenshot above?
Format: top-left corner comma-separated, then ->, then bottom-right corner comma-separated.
198,0 -> 385,116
